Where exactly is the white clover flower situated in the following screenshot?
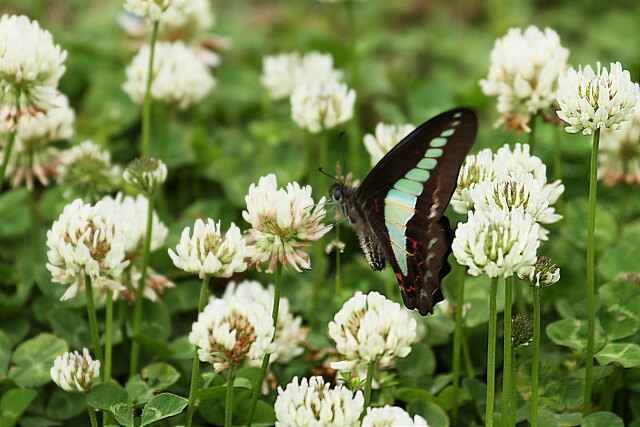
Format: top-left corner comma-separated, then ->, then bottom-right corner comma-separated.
518,256 -> 560,288
363,122 -> 416,166
123,157 -> 167,194
243,174 -> 331,273
556,61 -> 640,135
291,81 -> 355,133
452,208 -> 539,278
451,148 -> 496,214
188,296 -> 275,371
123,0 -> 190,24
362,405 -> 429,427
470,172 -> 561,240
480,26 -> 569,132
168,219 -> 248,279
123,41 -> 215,109
261,51 -> 343,101
493,143 -> 564,206
222,280 -> 306,363
599,102 -> 640,186
98,193 -> 168,256
1,93 -> 74,189
274,376 -> 364,427
434,298 -> 471,320
56,140 -> 120,202
0,15 -> 67,132
46,199 -> 130,301
50,348 -> 100,393
328,291 -> 417,370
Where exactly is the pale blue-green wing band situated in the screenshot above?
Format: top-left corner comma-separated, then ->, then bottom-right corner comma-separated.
394,178 -> 423,196
417,158 -> 437,169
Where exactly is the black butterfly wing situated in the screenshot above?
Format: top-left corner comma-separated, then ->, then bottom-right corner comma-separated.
355,108 -> 477,315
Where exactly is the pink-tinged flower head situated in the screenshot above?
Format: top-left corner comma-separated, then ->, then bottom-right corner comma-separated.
243,174 -> 331,273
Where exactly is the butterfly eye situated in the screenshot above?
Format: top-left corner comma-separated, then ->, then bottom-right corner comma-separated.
329,184 -> 342,201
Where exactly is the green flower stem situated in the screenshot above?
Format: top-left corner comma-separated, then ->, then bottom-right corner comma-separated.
104,288 -> 113,383
129,193 -> 155,377
0,129 -> 16,193
185,275 -> 210,427
87,405 -> 98,427
461,332 -> 475,379
361,358 -> 378,420
451,267 -> 467,427
501,276 -> 513,425
224,364 -> 238,427
528,114 -> 538,154
485,277 -> 499,427
84,274 -> 104,372
247,262 -> 283,426
335,224 -> 342,299
583,128 -> 600,417
345,0 -> 361,177
311,131 -> 328,326
141,21 -> 159,157
509,346 -> 517,427
531,286 -> 541,427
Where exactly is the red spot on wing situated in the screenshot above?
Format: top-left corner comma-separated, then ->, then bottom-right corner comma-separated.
407,237 -> 418,254
417,261 -> 425,267
374,198 -> 380,214
415,275 -> 421,282
406,285 -> 416,292
395,273 -> 402,281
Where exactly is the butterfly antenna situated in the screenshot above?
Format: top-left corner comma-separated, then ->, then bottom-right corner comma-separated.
318,167 -> 342,184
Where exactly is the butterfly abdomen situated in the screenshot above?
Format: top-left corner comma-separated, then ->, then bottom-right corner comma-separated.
358,231 -> 386,271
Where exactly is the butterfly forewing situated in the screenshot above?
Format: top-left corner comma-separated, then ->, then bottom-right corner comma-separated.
355,108 -> 477,315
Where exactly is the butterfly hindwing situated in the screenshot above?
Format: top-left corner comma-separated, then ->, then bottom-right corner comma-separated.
355,108 -> 477,315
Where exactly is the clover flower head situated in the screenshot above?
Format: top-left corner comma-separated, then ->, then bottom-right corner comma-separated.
274,376 -> 364,427
98,192 -> 168,257
511,314 -> 534,348
46,199 -> 130,300
222,280 -> 306,363
518,256 -> 560,287
123,156 -> 167,194
50,348 -> 100,393
363,122 -> 416,166
56,140 -> 120,203
494,143 -> 564,205
290,81 -> 355,133
556,61 -> 640,135
168,218 -> 248,279
188,296 -> 274,371
451,148 -> 496,214
261,51 -> 343,100
123,41 -> 215,109
470,172 -> 561,239
123,0 -> 190,25
599,101 -> 640,186
0,15 -> 68,133
452,208 -> 539,278
328,291 -> 417,370
480,26 -> 569,132
362,405 -> 429,427
243,174 -> 331,273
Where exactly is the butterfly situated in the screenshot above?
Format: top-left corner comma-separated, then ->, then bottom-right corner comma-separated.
329,108 -> 478,315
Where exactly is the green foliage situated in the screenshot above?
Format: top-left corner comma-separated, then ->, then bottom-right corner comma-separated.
1,389 -> 38,427
139,393 -> 188,426
86,383 -> 134,427
9,334 -> 67,388
2,0 -> 640,424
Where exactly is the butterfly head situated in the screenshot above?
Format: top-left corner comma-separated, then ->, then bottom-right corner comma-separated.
329,182 -> 344,204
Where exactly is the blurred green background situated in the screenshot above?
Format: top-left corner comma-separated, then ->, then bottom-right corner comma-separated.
3,0 -> 640,424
